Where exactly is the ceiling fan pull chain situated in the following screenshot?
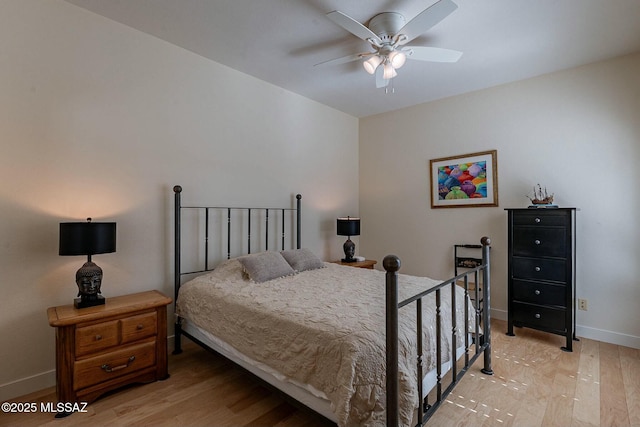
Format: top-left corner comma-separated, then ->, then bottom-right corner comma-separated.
385,80 -> 395,94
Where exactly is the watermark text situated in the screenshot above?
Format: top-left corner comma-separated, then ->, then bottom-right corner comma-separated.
2,401 -> 88,414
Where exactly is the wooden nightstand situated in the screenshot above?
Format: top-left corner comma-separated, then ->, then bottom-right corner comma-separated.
47,290 -> 172,410
333,259 -> 377,269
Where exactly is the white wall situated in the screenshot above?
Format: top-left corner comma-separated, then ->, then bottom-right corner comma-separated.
0,0 -> 358,400
360,52 -> 640,349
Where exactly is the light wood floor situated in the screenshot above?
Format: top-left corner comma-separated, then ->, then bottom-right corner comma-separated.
2,319 -> 639,426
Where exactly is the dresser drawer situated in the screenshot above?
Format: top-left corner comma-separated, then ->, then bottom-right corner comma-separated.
121,312 -> 157,344
512,256 -> 566,283
76,320 -> 120,357
73,341 -> 156,390
512,227 -> 566,258
512,211 -> 568,227
512,302 -> 566,332
512,279 -> 565,307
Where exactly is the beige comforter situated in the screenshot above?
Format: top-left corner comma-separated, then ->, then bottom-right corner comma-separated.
176,260 -> 473,427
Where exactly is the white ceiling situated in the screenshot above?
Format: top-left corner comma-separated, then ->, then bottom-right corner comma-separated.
64,0 -> 640,118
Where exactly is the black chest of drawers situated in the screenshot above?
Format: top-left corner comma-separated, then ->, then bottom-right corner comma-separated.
506,208 -> 577,351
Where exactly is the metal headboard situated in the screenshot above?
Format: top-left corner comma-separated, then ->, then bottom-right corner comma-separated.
173,185 -> 302,305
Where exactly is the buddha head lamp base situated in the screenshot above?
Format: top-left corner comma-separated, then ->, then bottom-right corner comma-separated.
337,216 -> 360,263
59,218 -> 116,308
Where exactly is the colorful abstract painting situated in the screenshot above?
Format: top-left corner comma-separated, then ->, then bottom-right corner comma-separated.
430,150 -> 498,208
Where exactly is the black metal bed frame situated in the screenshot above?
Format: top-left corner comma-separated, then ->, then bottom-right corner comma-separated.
172,186 -> 493,427
384,237 -> 493,426
172,185 -> 302,355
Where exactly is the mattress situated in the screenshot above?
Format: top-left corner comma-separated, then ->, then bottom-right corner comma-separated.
176,258 -> 475,427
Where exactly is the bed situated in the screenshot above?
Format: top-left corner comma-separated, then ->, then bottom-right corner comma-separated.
171,186 -> 493,426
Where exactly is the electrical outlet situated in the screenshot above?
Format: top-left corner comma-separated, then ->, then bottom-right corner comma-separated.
578,299 -> 588,311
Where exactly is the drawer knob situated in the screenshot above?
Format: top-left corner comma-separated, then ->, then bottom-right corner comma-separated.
534,217 -> 541,223
136,324 -> 144,330
535,266 -> 541,272
101,356 -> 136,373
534,239 -> 541,245
95,335 -> 102,341
535,313 -> 541,319
534,290 -> 541,295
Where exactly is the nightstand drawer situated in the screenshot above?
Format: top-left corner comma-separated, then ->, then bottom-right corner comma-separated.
512,302 -> 566,332
512,279 -> 565,307
512,227 -> 566,257
76,320 -> 120,356
512,256 -> 566,283
73,341 -> 156,390
121,312 -> 157,344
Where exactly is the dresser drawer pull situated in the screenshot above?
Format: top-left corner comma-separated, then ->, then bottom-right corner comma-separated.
136,324 -> 144,330
535,313 -> 541,319
534,217 -> 541,223
95,335 -> 102,341
534,266 -> 541,272
534,290 -> 541,295
101,356 -> 135,373
534,239 -> 541,245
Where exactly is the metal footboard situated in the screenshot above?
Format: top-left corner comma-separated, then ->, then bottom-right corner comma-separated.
385,236 -> 493,426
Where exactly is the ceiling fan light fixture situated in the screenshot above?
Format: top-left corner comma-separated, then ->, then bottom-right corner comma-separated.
389,50 -> 406,69
363,55 -> 383,74
324,2 -> 462,88
383,62 -> 398,79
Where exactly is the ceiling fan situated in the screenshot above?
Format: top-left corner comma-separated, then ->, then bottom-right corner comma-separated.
317,0 -> 462,89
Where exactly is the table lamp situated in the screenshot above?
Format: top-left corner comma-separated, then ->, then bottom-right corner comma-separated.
337,216 -> 360,263
59,218 -> 116,308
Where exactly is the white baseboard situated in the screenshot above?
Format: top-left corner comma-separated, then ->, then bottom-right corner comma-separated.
576,325 -> 640,349
490,308 -> 507,321
0,370 -> 55,402
0,336 -> 177,402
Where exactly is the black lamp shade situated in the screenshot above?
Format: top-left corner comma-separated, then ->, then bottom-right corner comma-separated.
337,217 -> 360,237
59,222 -> 116,256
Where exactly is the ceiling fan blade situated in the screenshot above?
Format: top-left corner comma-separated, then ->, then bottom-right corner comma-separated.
405,46 -> 462,62
375,67 -> 389,88
326,10 -> 382,46
396,0 -> 458,45
402,46 -> 462,62
314,52 -> 371,67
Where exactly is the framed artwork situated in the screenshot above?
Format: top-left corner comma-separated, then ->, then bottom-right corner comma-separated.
430,150 -> 498,208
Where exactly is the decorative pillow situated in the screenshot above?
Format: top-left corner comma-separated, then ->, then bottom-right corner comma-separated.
210,258 -> 244,278
280,248 -> 325,272
238,251 -> 296,283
